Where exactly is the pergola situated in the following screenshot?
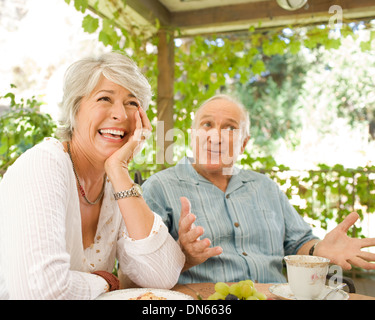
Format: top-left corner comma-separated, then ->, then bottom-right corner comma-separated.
87,0 -> 375,159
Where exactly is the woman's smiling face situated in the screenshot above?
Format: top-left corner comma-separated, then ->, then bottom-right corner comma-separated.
73,75 -> 141,160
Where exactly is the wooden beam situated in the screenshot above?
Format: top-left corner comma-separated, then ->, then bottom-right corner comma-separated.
171,0 -> 375,31
89,0 -> 375,37
87,0 -> 157,37
156,28 -> 175,166
125,0 -> 171,26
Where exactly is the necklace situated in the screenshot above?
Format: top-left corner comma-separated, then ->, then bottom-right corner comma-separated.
67,142 -> 106,205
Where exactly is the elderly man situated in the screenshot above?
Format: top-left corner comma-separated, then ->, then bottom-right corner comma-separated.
142,94 -> 375,284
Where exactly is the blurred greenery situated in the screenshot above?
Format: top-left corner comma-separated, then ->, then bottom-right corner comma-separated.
240,157 -> 375,238
0,85 -> 56,176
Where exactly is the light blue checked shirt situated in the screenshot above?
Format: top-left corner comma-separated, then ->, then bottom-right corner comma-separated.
142,157 -> 317,284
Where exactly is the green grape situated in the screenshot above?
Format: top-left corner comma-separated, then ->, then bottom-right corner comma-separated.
253,291 -> 267,300
240,283 -> 254,298
229,283 -> 242,298
243,279 -> 254,287
208,292 -> 226,300
214,282 -> 230,296
209,279 -> 263,300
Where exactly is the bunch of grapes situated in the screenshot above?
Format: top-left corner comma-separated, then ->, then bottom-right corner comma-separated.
207,280 -> 267,300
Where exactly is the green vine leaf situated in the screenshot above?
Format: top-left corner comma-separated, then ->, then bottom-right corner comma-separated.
82,15 -> 99,34
251,60 -> 266,75
360,40 -> 372,52
73,0 -> 88,13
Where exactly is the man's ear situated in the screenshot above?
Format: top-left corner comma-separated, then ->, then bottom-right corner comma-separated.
240,135 -> 250,154
189,126 -> 194,149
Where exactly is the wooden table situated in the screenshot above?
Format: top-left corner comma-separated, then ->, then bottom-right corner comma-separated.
173,282 -> 375,300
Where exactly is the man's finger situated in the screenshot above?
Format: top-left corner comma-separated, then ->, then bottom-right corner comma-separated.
193,243 -> 223,259
358,250 -> 375,262
359,237 -> 375,249
186,238 -> 223,259
180,197 -> 191,220
337,212 -> 359,233
179,213 -> 196,232
180,225 -> 204,244
349,256 -> 375,270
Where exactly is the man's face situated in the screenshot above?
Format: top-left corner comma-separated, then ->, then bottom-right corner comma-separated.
191,98 -> 249,175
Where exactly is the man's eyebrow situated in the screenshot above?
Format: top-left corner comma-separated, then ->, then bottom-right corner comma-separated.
199,115 -> 240,125
225,118 -> 240,126
199,115 -> 213,121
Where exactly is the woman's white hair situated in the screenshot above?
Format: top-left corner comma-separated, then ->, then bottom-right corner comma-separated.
57,51 -> 152,141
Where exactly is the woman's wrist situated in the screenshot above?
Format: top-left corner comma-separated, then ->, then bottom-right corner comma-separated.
105,159 -> 128,177
105,165 -> 134,190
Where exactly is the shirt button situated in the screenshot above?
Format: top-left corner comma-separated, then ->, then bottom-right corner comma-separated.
226,194 -> 230,199
234,222 -> 240,228
242,252 -> 248,256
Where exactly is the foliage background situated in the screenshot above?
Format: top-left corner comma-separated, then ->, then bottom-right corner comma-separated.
0,85 -> 56,176
1,0 -> 375,241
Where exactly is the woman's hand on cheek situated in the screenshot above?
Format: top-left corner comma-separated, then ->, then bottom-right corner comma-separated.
104,108 -> 151,179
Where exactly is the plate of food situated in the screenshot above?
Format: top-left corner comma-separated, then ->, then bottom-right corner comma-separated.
96,288 -> 194,300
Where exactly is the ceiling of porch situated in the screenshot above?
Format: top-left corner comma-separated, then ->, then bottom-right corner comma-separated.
88,0 -> 375,36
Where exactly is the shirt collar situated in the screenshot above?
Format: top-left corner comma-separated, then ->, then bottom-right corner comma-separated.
175,157 -> 200,185
175,157 -> 257,187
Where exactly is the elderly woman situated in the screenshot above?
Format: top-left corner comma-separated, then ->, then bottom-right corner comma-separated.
0,52 -> 185,299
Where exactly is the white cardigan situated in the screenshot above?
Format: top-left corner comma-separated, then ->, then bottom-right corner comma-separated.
0,138 -> 185,299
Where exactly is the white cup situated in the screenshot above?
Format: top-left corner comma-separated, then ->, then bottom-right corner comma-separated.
284,255 -> 330,300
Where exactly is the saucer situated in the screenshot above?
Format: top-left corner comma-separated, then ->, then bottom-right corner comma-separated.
269,283 -> 349,300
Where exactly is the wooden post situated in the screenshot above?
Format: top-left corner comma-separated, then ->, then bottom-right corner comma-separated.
156,28 -> 175,166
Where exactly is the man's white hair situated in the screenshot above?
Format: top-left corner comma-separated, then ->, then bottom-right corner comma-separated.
192,94 -> 251,139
